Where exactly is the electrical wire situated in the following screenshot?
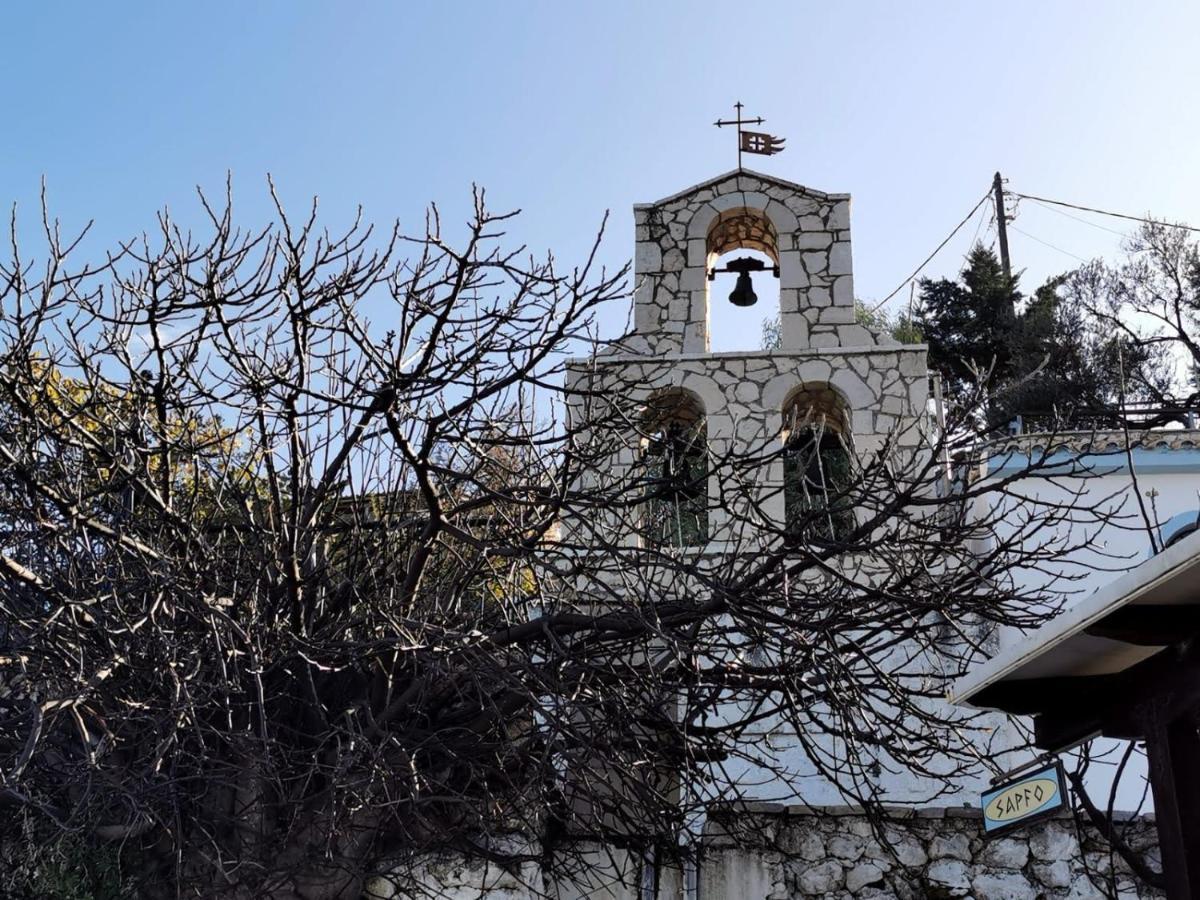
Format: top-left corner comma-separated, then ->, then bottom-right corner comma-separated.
1008,223 -> 1090,263
960,197 -> 991,267
868,190 -> 992,312
1009,191 -> 1200,234
1025,197 -> 1128,238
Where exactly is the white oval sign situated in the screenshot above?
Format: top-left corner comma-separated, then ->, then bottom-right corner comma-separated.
985,777 -> 1059,824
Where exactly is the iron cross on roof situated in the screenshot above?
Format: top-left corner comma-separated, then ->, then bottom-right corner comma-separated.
714,101 -> 786,170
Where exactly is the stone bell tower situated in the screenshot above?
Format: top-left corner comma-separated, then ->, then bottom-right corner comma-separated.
565,169 -> 946,806
600,168 -> 929,503
626,169 -> 891,357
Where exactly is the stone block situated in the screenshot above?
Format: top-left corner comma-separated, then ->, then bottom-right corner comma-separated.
926,859 -> 970,893
908,378 -> 929,410
838,324 -> 874,347
779,250 -> 807,287
833,274 -> 855,305
796,359 -> 833,383
1029,823 -> 1078,860
682,322 -> 707,354
828,200 -> 851,230
1032,860 -> 1071,888
808,286 -> 831,307
785,197 -> 820,218
802,250 -> 829,275
735,381 -> 758,404
796,231 -> 833,250
794,831 -> 826,862
687,238 -> 709,268
828,834 -> 866,862
898,351 -> 926,377
663,247 -> 685,272
634,241 -> 662,273
979,838 -> 1029,870
846,862 -> 885,893
829,241 -> 853,275
930,832 -> 971,861
778,288 -> 800,314
710,192 -> 749,212
892,838 -> 928,868
818,305 -> 855,325
680,265 -> 707,292
781,312 -> 809,350
809,330 -> 840,349
765,198 -> 798,231
971,872 -> 1036,900
798,860 -> 844,895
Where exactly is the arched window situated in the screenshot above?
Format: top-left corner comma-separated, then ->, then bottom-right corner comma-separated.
640,390 -> 708,547
782,384 -> 854,543
706,207 -> 780,353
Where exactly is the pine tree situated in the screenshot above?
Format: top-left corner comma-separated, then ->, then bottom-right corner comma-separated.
917,246 -> 1171,432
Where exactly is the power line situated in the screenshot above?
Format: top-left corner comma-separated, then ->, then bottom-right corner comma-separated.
1025,197 -> 1128,238
1009,191 -> 1200,235
869,190 -> 992,313
961,198 -> 990,266
1008,223 -> 1090,263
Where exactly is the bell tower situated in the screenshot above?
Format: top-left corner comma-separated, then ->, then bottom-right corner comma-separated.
627,169 -> 890,356
572,167 -> 931,546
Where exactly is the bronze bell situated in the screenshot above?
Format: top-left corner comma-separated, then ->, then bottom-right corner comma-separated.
710,255 -> 775,308
728,269 -> 758,307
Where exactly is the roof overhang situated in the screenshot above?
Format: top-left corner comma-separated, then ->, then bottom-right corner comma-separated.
951,529 -> 1200,750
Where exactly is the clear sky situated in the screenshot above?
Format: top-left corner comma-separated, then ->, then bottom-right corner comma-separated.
2,2 -> 1199,350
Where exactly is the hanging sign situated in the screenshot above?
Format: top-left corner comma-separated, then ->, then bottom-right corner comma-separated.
981,761 -> 1067,838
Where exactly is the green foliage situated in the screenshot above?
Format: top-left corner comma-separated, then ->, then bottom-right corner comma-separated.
916,245 -> 1171,431
641,420 -> 708,546
761,314 -> 783,351
2,832 -> 130,900
855,302 -> 923,345
758,304 -> 922,351
783,428 -> 854,543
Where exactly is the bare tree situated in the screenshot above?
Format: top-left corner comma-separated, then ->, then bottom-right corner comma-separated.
1044,220 -> 1200,895
0,183 -> 1125,898
1062,220 -> 1200,425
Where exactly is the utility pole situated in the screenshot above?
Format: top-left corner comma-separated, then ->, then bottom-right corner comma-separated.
993,171 -> 1012,281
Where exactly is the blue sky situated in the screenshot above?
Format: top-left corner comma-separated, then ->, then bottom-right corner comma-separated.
2,2 -> 1199,350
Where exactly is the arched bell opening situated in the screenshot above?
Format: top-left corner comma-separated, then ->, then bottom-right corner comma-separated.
705,207 -> 780,353
781,383 -> 854,544
637,388 -> 708,548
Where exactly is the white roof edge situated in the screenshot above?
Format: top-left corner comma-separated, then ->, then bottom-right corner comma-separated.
632,168 -> 850,208
950,529 -> 1200,707
564,344 -> 929,367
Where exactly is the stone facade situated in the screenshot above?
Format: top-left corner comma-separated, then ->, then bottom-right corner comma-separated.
572,345 -> 930,542
626,169 -> 895,356
570,168 -> 931,544
366,808 -> 1163,900
701,806 -> 1163,900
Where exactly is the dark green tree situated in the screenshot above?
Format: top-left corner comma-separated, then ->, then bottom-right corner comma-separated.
917,245 -> 1172,432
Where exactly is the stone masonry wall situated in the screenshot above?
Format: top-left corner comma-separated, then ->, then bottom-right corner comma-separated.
364,807 -> 1163,899
628,169 -> 885,356
700,806 -> 1164,900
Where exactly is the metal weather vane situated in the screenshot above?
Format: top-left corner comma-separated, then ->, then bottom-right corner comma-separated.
714,101 -> 786,169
